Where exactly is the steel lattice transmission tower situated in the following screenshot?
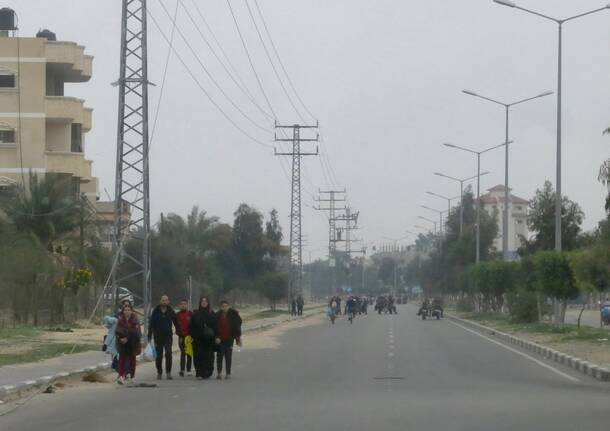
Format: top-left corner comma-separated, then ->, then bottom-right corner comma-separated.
275,122 -> 318,297
111,0 -> 152,329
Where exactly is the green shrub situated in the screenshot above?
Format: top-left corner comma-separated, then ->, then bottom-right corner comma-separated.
506,288 -> 538,323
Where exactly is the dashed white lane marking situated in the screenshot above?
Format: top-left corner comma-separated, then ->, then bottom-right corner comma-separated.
388,363 -> 394,369
388,344 -> 395,350
447,320 -> 580,383
388,352 -> 394,357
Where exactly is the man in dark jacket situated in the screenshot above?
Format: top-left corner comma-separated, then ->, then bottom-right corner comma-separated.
216,300 -> 242,380
147,295 -> 180,380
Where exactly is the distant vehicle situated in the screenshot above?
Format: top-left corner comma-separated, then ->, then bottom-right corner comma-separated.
103,287 -> 134,306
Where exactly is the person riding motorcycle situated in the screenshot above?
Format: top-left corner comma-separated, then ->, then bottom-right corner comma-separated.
346,296 -> 358,323
432,297 -> 444,318
417,298 -> 430,316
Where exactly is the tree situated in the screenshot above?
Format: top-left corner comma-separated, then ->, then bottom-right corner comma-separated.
534,251 -> 579,324
257,272 -> 288,310
377,257 -> 395,287
4,173 -> 84,249
265,209 -> 283,245
523,181 -> 583,253
232,204 -> 265,280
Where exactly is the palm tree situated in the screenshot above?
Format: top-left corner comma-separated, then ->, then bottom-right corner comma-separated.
3,172 -> 84,249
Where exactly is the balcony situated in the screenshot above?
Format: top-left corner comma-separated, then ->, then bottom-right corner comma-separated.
44,41 -> 92,82
44,150 -> 92,179
45,96 -> 88,123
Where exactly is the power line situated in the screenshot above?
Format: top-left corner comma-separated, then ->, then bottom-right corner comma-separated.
244,0 -> 305,123
226,0 -> 277,120
156,0 -> 271,133
189,0 -> 257,105
148,9 -> 273,149
181,0 -> 273,121
150,0 -> 179,146
253,0 -> 317,122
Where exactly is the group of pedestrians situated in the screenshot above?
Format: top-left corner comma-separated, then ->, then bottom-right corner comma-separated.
104,295 -> 242,385
290,295 -> 305,316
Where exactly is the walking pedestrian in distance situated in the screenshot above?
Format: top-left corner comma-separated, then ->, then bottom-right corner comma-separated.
190,296 -> 218,379
115,301 -> 141,385
216,300 -> 242,380
147,295 -> 180,380
176,299 -> 193,377
291,297 -> 297,316
296,295 -> 304,316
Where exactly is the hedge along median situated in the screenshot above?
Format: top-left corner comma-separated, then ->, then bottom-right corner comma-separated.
447,312 -> 610,382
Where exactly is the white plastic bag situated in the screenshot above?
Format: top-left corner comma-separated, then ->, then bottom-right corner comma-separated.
143,342 -> 156,361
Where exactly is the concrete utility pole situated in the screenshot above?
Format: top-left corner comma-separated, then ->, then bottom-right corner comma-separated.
111,0 -> 152,331
275,122 -> 318,298
314,189 -> 346,294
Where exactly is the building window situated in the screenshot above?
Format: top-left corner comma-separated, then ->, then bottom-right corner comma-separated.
71,123 -> 82,152
0,73 -> 16,88
517,220 -> 524,225
517,206 -> 522,211
0,129 -> 15,143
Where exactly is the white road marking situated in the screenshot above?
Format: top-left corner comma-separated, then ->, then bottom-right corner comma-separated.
388,344 -> 394,350
388,364 -> 394,369
388,352 -> 394,357
448,320 -> 580,383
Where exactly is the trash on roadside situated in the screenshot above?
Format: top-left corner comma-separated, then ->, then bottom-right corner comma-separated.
43,385 -> 56,394
82,371 -> 107,383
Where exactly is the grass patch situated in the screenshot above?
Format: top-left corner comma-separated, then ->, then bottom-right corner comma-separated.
0,343 -> 98,367
0,327 -> 42,339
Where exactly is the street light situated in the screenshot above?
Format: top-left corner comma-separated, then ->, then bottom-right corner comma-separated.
493,1 -> 610,252
443,141 -> 511,263
426,191 -> 460,226
422,205 -> 448,253
462,89 -> 553,260
418,216 -> 438,234
434,171 -> 490,237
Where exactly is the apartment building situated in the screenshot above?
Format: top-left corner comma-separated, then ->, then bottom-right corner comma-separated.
480,184 -> 529,258
0,20 -> 114,245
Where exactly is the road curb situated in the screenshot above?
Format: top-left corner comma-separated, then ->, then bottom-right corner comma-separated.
447,313 -> 610,382
0,309 -> 322,401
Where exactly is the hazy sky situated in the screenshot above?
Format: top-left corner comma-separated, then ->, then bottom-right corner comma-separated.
12,0 -> 610,259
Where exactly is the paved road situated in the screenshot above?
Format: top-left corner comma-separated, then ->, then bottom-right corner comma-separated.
2,304 -> 610,430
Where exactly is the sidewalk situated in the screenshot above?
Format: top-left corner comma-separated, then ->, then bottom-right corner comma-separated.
0,308 -> 322,392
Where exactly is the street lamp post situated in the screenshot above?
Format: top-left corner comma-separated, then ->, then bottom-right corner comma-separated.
383,235 -> 411,296
426,192 -> 460,236
422,205 -> 448,253
493,0 -> 610,252
443,142 -> 511,263
434,171 -> 490,237
462,88 -> 552,260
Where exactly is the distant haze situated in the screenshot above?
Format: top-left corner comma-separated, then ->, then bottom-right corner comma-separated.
12,0 -> 610,259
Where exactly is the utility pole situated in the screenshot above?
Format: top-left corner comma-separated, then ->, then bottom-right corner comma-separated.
275,122 -> 319,299
335,208 -> 361,292
314,189 -> 346,295
111,0 -> 152,330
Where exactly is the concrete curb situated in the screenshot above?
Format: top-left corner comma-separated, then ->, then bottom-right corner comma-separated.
0,310 -> 322,400
447,313 -> 610,382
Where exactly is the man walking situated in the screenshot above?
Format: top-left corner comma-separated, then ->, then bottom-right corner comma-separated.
296,295 -> 304,316
216,300 -> 242,380
148,295 -> 180,380
176,299 -> 193,377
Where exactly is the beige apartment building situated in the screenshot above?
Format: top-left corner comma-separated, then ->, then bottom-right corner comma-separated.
0,28 -> 114,245
480,184 -> 529,258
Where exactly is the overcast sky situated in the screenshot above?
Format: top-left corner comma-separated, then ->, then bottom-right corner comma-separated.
12,0 -> 610,259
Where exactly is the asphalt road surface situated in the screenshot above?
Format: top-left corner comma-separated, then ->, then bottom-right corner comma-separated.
3,304 -> 610,431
